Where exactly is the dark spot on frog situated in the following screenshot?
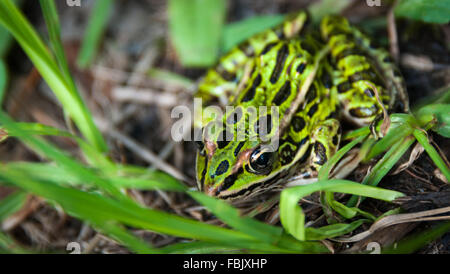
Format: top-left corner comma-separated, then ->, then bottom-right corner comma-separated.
272,81 -> 291,105
241,74 -> 262,102
216,167 -> 243,194
214,160 -> 230,177
292,116 -> 306,132
332,135 -> 339,146
364,88 -> 375,97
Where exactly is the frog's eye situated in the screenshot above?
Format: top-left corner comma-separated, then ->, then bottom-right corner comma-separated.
249,147 -> 275,175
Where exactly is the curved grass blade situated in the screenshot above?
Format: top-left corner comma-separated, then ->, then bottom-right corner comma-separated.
188,191 -> 328,253
416,103 -> 450,138
0,167 -> 320,253
280,179 -> 404,241
304,219 -> 370,241
188,191 -> 283,245
413,129 -> 450,182
39,0 -> 76,92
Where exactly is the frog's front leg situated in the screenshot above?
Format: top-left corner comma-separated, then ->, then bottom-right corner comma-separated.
309,118 -> 341,170
288,118 -> 341,184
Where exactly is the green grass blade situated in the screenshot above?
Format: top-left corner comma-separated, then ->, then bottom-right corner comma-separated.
1,122 -> 74,138
342,126 -> 370,140
319,134 -> 367,180
383,221 -> 450,254
39,0 -> 76,91
77,0 -> 114,68
413,87 -> 450,113
0,160 -> 327,253
188,191 -> 283,244
0,231 -> 28,254
280,179 -> 404,241
0,112 -> 125,199
304,219 -> 370,241
188,191 -> 328,253
0,0 -> 20,56
395,0 -> 450,24
0,121 -> 113,168
0,191 -> 27,222
0,59 -> 7,106
6,162 -> 186,192
365,123 -> 413,161
413,129 -> 450,182
0,120 -> 183,191
347,136 -> 416,207
168,0 -> 226,67
417,103 -> 450,138
0,167 -> 305,253
0,27 -> 13,58
323,194 -> 376,220
0,0 -> 107,152
0,177 -> 157,254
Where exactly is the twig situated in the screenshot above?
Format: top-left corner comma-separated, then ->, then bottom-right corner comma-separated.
401,54 -> 435,71
111,86 -> 178,107
82,233 -> 102,254
387,0 -> 400,63
126,47 -> 157,87
335,206 -> 450,243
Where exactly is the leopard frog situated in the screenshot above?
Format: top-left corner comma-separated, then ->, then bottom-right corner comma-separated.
194,12 -> 409,200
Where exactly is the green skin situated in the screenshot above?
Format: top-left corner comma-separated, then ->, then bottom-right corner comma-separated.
195,12 -> 409,200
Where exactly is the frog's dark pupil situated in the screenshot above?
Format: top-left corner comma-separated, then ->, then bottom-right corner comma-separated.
249,149 -> 274,175
256,152 -> 271,166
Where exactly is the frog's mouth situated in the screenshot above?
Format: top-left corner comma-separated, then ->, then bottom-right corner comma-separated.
204,169 -> 285,200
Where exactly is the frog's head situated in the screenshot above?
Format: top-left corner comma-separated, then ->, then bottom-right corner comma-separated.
195,106 -> 296,200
